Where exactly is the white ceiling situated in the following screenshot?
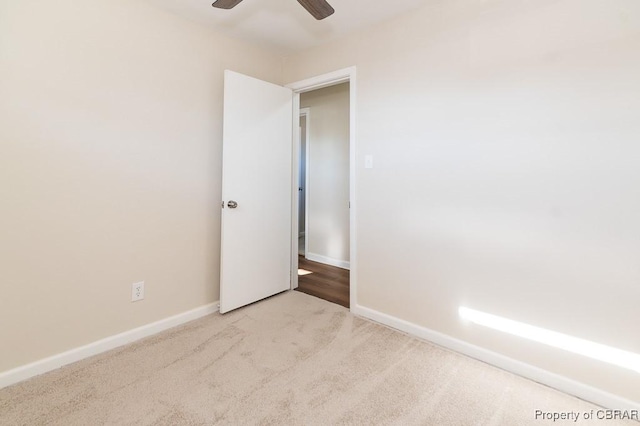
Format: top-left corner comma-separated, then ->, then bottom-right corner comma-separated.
148,0 -> 428,55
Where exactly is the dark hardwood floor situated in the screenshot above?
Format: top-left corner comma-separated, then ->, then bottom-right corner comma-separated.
296,256 -> 349,308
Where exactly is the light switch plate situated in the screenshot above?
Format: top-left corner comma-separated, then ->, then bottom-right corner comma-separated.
365,154 -> 373,169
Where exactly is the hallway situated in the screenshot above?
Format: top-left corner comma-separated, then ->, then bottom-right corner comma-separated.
296,256 -> 349,308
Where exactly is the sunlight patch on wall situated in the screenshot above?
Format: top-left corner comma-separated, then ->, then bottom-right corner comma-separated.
459,307 -> 640,374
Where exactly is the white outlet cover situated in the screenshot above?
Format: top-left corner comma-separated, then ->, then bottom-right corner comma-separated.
132,281 -> 145,302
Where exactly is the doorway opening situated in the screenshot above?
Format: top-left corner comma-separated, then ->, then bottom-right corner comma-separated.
298,108 -> 310,258
288,68 -> 356,310
296,84 -> 350,307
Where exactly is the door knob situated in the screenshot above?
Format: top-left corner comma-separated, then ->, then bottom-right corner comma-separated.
227,200 -> 238,209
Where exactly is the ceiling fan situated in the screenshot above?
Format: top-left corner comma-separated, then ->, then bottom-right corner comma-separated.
212,0 -> 335,20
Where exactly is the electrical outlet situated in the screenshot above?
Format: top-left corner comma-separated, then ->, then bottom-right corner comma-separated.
131,281 -> 144,302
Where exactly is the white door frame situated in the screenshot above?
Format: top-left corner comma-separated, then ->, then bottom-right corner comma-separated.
299,107 -> 311,258
286,66 -> 357,309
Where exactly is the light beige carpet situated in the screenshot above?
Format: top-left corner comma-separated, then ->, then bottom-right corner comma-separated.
0,291 -> 633,425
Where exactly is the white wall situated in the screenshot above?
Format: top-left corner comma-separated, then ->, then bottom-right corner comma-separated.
284,0 -> 640,403
300,84 -> 350,266
0,0 -> 282,373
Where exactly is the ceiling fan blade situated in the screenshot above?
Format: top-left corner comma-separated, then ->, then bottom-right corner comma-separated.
297,0 -> 335,20
212,0 -> 244,9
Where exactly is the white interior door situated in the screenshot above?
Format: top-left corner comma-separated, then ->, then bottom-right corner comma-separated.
220,70 -> 293,314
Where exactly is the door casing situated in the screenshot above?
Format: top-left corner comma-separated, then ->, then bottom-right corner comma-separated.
286,67 -> 357,309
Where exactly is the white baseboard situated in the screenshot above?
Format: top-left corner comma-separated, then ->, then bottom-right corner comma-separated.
0,302 -> 219,389
306,252 -> 350,270
351,303 -> 640,411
